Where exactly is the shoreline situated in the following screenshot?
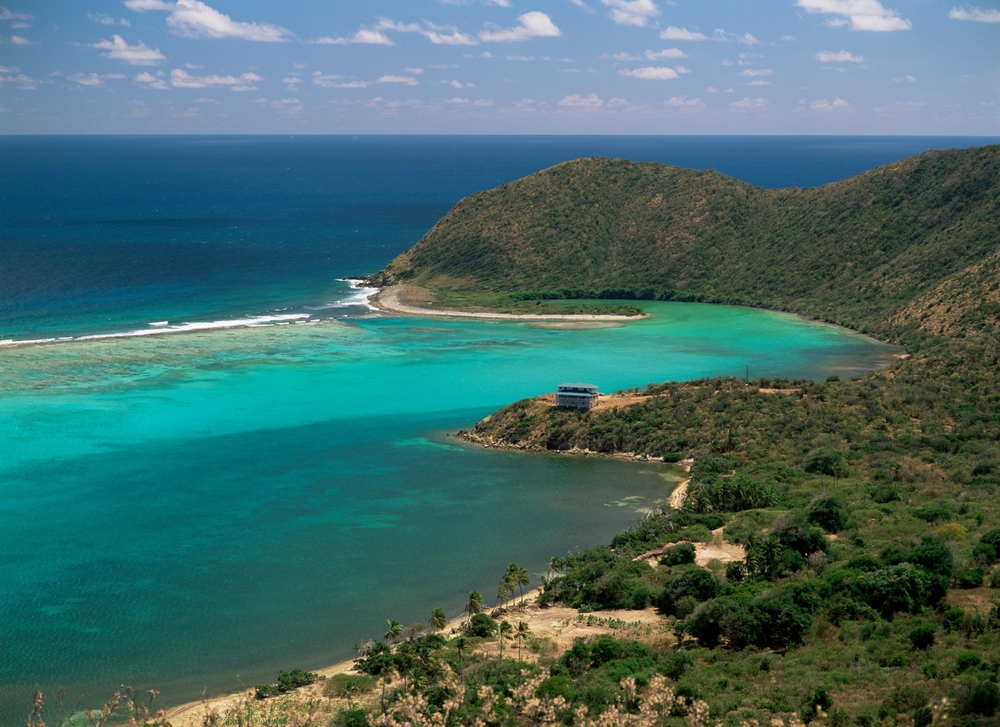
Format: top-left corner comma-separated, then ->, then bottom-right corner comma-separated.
367,283 -> 649,322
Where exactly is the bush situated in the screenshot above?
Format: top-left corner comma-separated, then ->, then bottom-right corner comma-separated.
807,493 -> 849,533
663,651 -> 694,679
913,707 -> 933,727
658,569 -> 719,615
804,449 -> 847,477
660,543 -> 696,566
853,563 -> 936,618
537,675 -> 574,701
468,613 -> 498,637
883,687 -> 928,712
255,669 -> 318,700
881,545 -> 910,566
961,680 -> 1000,717
972,542 -> 997,566
802,688 -> 834,722
909,625 -> 936,650
957,568 -> 984,589
909,536 -> 954,577
980,528 -> 1000,553
337,708 -> 370,727
956,652 -> 983,672
872,484 -> 900,504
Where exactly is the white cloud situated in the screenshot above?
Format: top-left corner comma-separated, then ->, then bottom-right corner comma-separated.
712,29 -> 761,45
10,34 -> 30,44
351,29 -> 395,45
0,68 -> 43,89
949,5 -> 1000,21
661,26 -> 707,40
445,97 -> 470,103
334,81 -> 370,88
94,35 -> 165,65
646,48 -> 686,59
815,49 -> 864,62
810,97 -> 854,111
782,34 -> 797,41
619,66 -> 680,79
131,99 -> 150,116
796,0 -> 912,31
739,68 -> 773,77
664,95 -> 706,110
309,37 -> 345,45
135,71 -> 169,88
449,79 -> 475,88
170,68 -> 261,89
748,80 -> 772,85
406,67 -> 424,74
0,7 -> 31,21
124,0 -> 291,42
480,11 -> 561,41
69,72 -> 126,87
377,74 -> 420,85
610,52 -> 641,60
507,55 -> 535,60
601,0 -> 658,26
558,93 -> 603,106
90,13 -> 131,26
891,74 -> 916,82
425,28 -> 479,44
473,98 -> 493,106
729,96 -> 768,111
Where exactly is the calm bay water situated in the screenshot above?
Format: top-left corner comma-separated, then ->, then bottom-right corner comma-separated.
0,136 -> 979,720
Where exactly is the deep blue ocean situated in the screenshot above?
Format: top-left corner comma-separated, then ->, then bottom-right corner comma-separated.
0,136 -> 995,723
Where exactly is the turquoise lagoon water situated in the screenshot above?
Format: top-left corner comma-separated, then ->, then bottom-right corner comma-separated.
0,302 -> 899,718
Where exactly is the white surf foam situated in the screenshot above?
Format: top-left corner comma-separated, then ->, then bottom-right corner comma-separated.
0,314 -> 312,347
308,279 -> 379,311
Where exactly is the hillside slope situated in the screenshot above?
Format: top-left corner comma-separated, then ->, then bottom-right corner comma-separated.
375,146 -> 1000,341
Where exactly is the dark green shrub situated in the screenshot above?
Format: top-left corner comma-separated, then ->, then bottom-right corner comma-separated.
872,484 -> 899,504
807,493 -> 849,533
663,651 -> 693,680
944,608 -> 967,632
962,680 -> 999,717
881,545 -> 910,566
847,554 -> 883,572
913,707 -> 933,727
957,652 -> 983,672
909,536 -> 954,577
660,543 -> 696,566
537,675 -> 574,701
884,687 -> 928,712
972,542 -> 997,566
326,674 -> 376,698
255,669 -> 318,700
468,613 -> 498,637
853,563 -> 934,618
804,449 -> 847,477
658,569 -> 719,615
802,688 -> 834,722
980,528 -> 1000,552
338,708 -> 370,727
909,625 -> 936,650
685,599 -> 728,648
915,503 -> 952,523
957,568 -> 984,589
772,519 -> 829,557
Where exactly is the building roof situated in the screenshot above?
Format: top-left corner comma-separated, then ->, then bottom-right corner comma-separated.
558,382 -> 597,389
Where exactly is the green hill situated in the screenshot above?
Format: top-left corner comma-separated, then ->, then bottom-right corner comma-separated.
374,146 -> 1000,342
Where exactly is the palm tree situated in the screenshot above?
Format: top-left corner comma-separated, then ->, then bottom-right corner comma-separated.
384,619 -> 402,645
454,636 -> 468,680
497,621 -> 513,664
510,565 -> 530,605
547,557 -> 563,581
465,591 -> 484,620
429,607 -> 447,631
496,579 -> 512,608
514,621 -> 531,662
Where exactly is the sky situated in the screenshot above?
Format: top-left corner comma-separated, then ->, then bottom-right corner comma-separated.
0,0 -> 997,134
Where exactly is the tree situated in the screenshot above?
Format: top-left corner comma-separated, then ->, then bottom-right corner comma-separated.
384,619 -> 402,645
507,563 -> 530,605
515,621 -> 531,662
454,636 -> 468,679
496,577 -> 512,608
429,607 -> 447,631
465,591 -> 484,620
498,620 -> 513,663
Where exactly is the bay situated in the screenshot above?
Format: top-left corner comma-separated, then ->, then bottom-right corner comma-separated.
0,135 -> 959,720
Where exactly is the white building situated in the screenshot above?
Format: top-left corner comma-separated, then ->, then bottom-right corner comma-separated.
556,383 -> 598,409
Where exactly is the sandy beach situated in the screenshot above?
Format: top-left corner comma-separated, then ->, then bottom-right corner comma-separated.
370,284 -> 648,322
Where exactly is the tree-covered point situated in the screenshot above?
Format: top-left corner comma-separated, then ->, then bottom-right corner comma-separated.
372,146 -> 1000,343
